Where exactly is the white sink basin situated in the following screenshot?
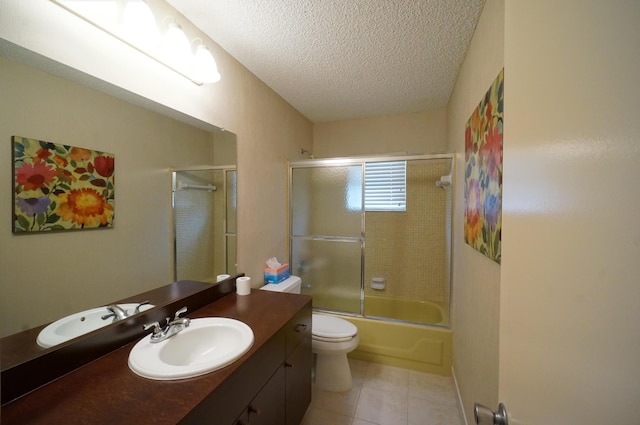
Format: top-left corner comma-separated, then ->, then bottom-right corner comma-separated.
36,303 -> 155,348
128,317 -> 254,380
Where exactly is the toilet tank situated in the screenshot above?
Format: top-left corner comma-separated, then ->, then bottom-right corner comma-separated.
259,275 -> 301,294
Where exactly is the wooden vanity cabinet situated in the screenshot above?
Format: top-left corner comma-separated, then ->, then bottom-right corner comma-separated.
284,305 -> 312,425
1,290 -> 311,425
185,299 -> 312,425
235,367 -> 286,425
235,302 -> 312,425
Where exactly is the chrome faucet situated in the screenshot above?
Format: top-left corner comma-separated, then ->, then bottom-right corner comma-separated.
101,300 -> 150,323
101,304 -> 129,322
143,306 -> 190,343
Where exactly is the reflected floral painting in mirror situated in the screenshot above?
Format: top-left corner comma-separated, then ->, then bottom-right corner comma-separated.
12,136 -> 115,232
464,69 -> 503,263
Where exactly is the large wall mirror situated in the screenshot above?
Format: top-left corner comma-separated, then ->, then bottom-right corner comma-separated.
0,52 -> 237,373
1,131 -> 237,371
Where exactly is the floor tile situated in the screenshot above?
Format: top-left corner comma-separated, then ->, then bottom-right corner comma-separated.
351,419 -> 381,425
363,363 -> 409,395
349,358 -> 369,386
407,370 -> 457,406
300,406 -> 353,425
310,385 -> 362,417
354,387 -> 408,425
302,359 -> 462,425
408,396 -> 463,425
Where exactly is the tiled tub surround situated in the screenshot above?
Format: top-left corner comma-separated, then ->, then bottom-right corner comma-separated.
302,359 -> 462,425
364,160 -> 451,308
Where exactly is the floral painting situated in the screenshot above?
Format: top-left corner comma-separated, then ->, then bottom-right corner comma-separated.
464,69 -> 503,263
12,136 -> 115,232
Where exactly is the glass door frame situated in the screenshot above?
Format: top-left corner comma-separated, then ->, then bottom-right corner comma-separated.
288,153 -> 453,318
172,164 -> 236,282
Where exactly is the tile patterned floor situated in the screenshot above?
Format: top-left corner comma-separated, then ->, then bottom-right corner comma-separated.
301,359 -> 464,425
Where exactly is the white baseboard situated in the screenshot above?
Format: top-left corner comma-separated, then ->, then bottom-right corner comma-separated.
451,366 -> 469,425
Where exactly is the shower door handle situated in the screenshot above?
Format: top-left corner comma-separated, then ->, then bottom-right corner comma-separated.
474,402 -> 509,425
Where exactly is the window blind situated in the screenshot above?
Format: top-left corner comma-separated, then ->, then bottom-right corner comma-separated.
364,161 -> 406,211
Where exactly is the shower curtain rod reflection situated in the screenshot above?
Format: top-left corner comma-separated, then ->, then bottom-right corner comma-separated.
176,181 -> 217,191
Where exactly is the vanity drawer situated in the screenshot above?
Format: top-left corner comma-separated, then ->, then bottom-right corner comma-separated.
284,302 -> 311,356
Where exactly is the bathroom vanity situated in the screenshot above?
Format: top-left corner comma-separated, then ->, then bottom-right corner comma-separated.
1,285 -> 312,425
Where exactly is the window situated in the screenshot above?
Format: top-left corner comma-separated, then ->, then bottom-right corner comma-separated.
364,161 -> 406,211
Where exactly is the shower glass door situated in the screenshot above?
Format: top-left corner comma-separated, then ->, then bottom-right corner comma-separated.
290,164 -> 363,315
290,155 -> 453,327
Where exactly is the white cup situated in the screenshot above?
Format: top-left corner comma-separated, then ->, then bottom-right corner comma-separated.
216,274 -> 231,282
236,276 -> 251,296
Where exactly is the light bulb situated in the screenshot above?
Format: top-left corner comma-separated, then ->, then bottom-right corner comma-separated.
122,0 -> 160,48
163,23 -> 192,73
193,44 -> 221,84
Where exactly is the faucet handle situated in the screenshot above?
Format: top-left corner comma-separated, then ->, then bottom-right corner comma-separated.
143,321 -> 162,336
167,306 -> 190,329
174,306 -> 188,319
134,300 -> 150,314
101,312 -> 116,321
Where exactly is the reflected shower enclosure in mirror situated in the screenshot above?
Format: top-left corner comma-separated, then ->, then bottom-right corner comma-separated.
173,167 -> 237,282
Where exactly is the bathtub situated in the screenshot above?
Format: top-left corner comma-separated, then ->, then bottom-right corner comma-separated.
364,294 -> 447,326
316,297 -> 452,376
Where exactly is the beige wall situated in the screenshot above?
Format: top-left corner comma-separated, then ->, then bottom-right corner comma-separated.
313,109 -> 447,158
450,0 -> 640,423
500,1 -> 640,423
447,0 -> 504,420
0,56 -> 214,336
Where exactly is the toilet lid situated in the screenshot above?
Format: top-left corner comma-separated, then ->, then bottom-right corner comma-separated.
312,314 -> 357,340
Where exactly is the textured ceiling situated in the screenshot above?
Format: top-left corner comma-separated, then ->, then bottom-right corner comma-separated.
168,0 -> 486,123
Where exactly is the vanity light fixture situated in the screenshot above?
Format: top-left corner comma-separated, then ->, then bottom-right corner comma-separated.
162,19 -> 192,74
122,0 -> 161,48
192,39 -> 221,84
50,0 -> 222,85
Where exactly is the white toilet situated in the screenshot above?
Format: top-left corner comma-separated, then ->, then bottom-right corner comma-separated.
261,275 -> 360,392
311,313 -> 359,392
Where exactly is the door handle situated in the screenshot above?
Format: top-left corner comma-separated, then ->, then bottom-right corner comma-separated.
474,402 -> 509,425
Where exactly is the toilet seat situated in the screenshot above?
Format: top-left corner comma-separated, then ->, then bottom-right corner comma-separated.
312,314 -> 358,342
313,334 -> 353,343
